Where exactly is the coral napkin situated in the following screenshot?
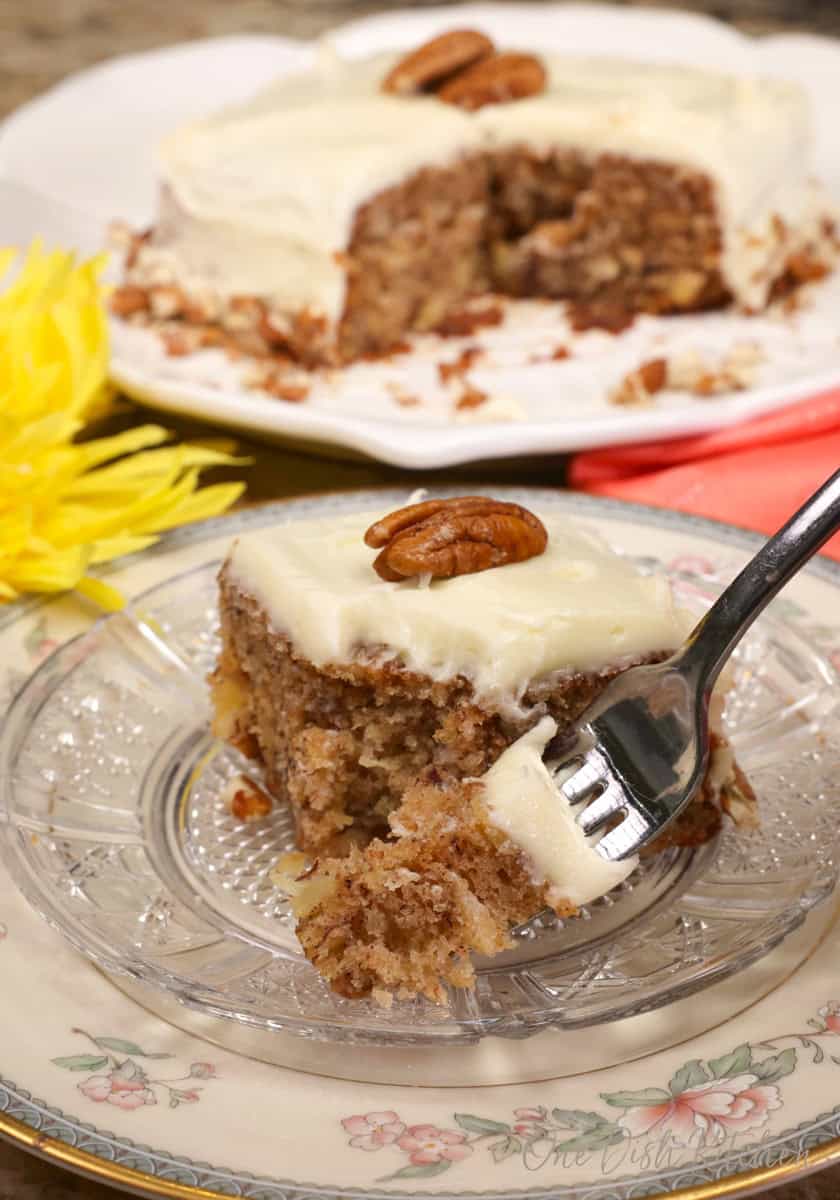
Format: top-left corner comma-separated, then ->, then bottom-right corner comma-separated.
568,391 -> 840,561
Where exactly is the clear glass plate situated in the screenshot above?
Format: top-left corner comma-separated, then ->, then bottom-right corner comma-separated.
1,507 -> 839,1046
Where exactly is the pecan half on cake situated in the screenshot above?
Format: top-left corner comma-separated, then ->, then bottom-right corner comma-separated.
210,497 -> 755,1003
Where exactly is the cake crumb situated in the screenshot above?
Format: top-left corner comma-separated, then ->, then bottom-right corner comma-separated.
161,328 -> 196,357
568,300 -> 635,335
386,382 -> 421,407
528,344 -> 571,364
255,367 -> 311,403
669,342 -> 764,396
360,340 -> 412,362
437,302 -> 504,337
148,285 -> 185,321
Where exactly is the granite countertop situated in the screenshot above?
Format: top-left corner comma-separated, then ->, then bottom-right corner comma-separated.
2,1 -> 840,1197
2,0 -> 840,118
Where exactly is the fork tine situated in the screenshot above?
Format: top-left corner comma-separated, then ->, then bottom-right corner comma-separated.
555,749 -> 608,805
575,777 -> 629,836
593,806 -> 653,861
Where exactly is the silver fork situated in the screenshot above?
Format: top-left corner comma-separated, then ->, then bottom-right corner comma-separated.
556,468 -> 840,861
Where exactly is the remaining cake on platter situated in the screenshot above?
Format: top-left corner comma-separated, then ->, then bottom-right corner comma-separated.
211,496 -> 756,1002
113,28 -> 835,369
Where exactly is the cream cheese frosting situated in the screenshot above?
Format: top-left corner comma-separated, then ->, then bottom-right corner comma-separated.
141,43 -> 819,322
480,715 -> 636,904
226,508 -> 685,708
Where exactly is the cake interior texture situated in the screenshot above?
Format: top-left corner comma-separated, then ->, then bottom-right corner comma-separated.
210,507 -> 757,1002
114,41 -> 835,367
339,150 -> 731,362
120,146 -> 819,366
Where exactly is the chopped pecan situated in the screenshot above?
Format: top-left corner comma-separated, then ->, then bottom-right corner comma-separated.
638,358 -> 667,393
109,284 -> 149,318
230,778 -> 273,822
226,294 -> 266,331
784,250 -> 830,284
437,52 -> 546,111
455,384 -> 488,410
258,308 -> 293,350
382,29 -> 495,95
182,295 -> 216,324
437,345 -> 481,383
125,227 -> 151,270
364,496 -> 547,582
609,358 -> 667,407
230,730 -> 260,760
197,326 -> 227,349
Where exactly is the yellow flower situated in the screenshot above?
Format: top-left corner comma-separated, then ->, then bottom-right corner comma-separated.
0,243 -> 247,607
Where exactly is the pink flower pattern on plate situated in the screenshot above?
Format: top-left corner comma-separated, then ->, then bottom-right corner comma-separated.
341,1111 -> 405,1151
818,1003 -> 840,1034
397,1124 -> 473,1165
80,1072 -> 157,1110
617,1074 -> 782,1143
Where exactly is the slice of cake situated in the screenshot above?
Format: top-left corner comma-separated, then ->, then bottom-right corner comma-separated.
114,30 -> 835,366
211,495 -> 755,1001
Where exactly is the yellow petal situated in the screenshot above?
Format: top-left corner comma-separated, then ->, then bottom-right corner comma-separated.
74,576 -> 125,611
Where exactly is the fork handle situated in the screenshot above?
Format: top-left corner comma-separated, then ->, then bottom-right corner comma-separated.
680,467 -> 840,693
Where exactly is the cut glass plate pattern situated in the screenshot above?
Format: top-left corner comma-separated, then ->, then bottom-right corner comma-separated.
1,510 -> 839,1046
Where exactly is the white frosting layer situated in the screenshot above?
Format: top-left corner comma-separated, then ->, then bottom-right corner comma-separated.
481,716 -> 636,904
143,45 -> 818,321
227,509 -> 685,707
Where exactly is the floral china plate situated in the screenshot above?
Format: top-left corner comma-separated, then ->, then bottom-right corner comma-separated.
3,492 -> 840,1199
2,4 -> 840,466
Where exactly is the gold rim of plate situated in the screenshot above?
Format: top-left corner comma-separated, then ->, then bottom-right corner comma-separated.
3,1107 -> 840,1200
